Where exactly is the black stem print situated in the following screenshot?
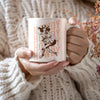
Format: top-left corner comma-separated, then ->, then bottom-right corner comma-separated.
38,25 -> 57,58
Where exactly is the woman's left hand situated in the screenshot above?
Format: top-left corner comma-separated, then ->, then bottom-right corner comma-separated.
67,17 -> 89,65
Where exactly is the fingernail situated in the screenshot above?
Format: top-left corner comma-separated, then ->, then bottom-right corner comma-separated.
69,17 -> 77,25
63,62 -> 69,67
27,50 -> 32,57
71,20 -> 76,25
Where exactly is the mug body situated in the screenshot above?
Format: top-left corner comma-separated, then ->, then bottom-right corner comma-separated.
28,18 -> 67,62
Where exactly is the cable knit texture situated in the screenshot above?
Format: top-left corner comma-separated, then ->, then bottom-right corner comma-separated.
0,0 -> 100,100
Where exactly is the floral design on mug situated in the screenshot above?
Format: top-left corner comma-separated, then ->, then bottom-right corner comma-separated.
38,25 -> 57,58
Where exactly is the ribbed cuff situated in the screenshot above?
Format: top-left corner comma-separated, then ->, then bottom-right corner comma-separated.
0,56 -> 42,100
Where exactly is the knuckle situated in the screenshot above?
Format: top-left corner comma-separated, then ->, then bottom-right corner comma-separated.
68,52 -> 73,59
69,53 -> 78,63
67,43 -> 72,49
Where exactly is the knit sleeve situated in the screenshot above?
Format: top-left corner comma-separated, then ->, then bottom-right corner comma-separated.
0,2 -> 42,100
65,40 -> 100,100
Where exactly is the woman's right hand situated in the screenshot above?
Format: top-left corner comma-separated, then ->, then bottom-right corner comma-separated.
16,48 -> 69,77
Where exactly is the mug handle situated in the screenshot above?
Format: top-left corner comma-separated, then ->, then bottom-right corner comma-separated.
66,24 -> 80,60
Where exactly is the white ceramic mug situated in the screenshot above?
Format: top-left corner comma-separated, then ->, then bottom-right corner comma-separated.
28,18 -> 73,62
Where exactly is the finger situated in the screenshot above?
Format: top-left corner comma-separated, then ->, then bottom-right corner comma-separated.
19,58 -> 45,76
16,48 -> 33,59
45,61 -> 69,71
67,27 -> 87,38
67,43 -> 86,56
43,61 -> 69,75
38,61 -> 59,71
19,59 -> 59,72
67,35 -> 88,47
67,43 -> 84,56
67,51 -> 82,65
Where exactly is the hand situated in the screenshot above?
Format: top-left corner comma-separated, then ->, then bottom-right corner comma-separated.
16,48 -> 69,77
67,17 -> 89,65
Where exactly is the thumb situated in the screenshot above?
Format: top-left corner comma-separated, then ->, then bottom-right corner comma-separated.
69,17 -> 77,25
16,48 -> 33,59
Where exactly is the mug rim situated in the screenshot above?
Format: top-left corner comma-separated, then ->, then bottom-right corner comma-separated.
28,18 -> 67,20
